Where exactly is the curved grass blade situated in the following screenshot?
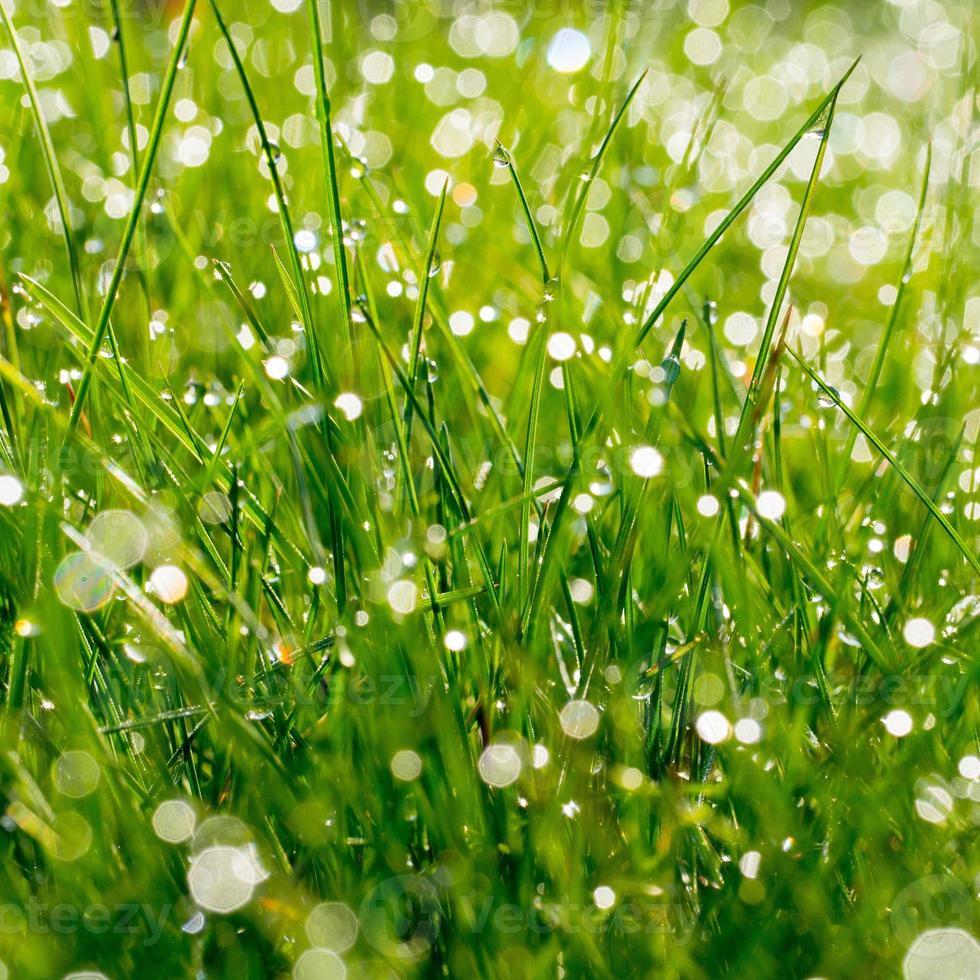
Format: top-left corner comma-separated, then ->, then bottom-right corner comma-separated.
353,254 -> 419,517
208,0 -> 326,391
494,141 -> 551,285
18,277 -> 308,564
837,143 -> 932,479
520,358 -> 585,639
560,69 -> 648,271
517,324 -> 549,610
731,93 -> 839,454
633,58 -> 860,350
405,180 -> 448,440
107,0 -> 154,369
306,0 -> 354,364
0,3 -> 88,322
363,308 -> 469,520
333,136 -> 527,482
66,0 -> 198,440
209,0 -> 349,608
788,346 -> 980,577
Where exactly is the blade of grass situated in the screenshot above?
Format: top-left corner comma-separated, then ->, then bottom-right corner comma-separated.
306,0 -> 354,366
729,94 -> 839,462
837,143 -> 932,482
560,69 -> 648,271
788,346 -> 980,577
0,2 -> 88,322
494,141 -> 551,285
405,180 -> 448,442
633,59 -> 860,351
208,0 -> 326,391
65,0 -> 198,441
108,0 -> 154,373
732,482 -> 895,673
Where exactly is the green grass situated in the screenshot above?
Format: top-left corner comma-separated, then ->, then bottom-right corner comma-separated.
0,2 -> 977,978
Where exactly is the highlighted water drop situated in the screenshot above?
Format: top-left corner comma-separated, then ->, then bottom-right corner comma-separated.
54,553 -> 115,612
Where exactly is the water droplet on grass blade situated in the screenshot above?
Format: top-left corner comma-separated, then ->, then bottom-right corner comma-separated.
816,385 -> 839,408
660,353 -> 681,386
198,491 -> 232,525
492,143 -> 511,169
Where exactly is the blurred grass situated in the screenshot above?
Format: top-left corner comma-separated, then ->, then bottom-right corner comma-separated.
0,1 -> 977,978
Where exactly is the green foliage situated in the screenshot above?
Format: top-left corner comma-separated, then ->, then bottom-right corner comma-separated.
0,2 -> 976,978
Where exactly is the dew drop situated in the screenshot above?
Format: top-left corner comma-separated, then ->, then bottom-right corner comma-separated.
349,218 -> 367,243
492,143 -> 512,169
816,385 -> 839,408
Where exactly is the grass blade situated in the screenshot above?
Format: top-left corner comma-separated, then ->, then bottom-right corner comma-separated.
306,0 -> 354,364
66,0 -> 198,440
0,3 -> 87,321
788,346 -> 980,577
633,58 -> 860,350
